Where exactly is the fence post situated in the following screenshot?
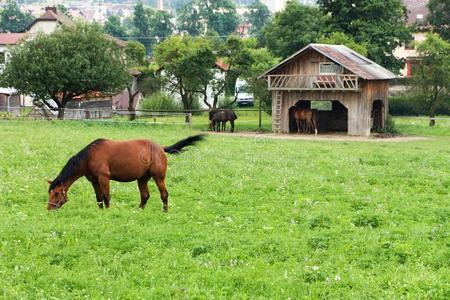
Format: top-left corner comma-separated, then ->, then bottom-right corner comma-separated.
188,113 -> 192,126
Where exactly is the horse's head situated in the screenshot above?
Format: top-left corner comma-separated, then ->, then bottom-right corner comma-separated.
46,180 -> 68,210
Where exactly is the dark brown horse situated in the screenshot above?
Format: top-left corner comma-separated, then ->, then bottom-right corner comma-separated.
294,108 -> 318,135
47,135 -> 205,211
209,109 -> 238,132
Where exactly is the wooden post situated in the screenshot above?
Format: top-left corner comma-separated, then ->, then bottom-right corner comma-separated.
258,99 -> 262,130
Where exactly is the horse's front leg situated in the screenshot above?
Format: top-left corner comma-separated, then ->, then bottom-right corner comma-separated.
137,178 -> 150,209
296,119 -> 300,133
91,181 -> 104,209
98,176 -> 111,208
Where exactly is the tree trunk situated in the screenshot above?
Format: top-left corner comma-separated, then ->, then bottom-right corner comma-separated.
202,93 -> 212,110
57,99 -> 68,120
429,115 -> 435,126
127,87 -> 139,121
213,95 -> 219,109
181,93 -> 191,124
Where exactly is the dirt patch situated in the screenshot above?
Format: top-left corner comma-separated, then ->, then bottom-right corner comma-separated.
207,131 -> 427,142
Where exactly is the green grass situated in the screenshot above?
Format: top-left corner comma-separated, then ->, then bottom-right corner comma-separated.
0,118 -> 449,299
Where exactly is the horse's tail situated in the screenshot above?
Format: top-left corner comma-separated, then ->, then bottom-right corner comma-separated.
164,134 -> 206,154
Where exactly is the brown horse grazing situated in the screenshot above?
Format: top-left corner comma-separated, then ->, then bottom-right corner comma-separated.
208,109 -> 238,132
47,135 -> 205,211
294,108 -> 318,135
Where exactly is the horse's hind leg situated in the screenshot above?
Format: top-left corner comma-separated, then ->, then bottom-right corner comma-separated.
138,177 -> 150,209
154,176 -> 169,212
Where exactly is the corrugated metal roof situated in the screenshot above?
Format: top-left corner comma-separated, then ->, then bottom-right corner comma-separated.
261,44 -> 396,80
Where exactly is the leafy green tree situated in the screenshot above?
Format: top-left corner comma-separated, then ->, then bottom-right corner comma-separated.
133,1 -> 152,50
428,0 -> 450,41
245,0 -> 271,36
176,1 -> 204,35
246,47 -> 278,113
317,32 -> 368,56
148,9 -> 174,42
205,0 -> 239,36
154,36 -> 216,120
177,0 -> 239,36
263,1 -> 326,58
0,0 -> 34,33
0,23 -> 130,120
104,15 -> 127,38
221,36 -> 255,101
409,33 -> 450,125
317,0 -> 412,72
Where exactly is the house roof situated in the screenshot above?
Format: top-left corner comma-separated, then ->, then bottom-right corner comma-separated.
0,33 -> 28,45
260,44 -> 396,80
26,7 -> 127,47
27,7 -> 75,30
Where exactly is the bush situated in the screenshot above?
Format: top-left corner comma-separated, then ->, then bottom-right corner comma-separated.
374,115 -> 398,135
389,94 -> 425,116
139,92 -> 181,111
389,94 -> 449,116
218,96 -> 237,109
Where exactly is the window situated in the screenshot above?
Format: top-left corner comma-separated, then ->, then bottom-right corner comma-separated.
311,101 -> 332,111
0,52 -> 5,65
319,62 -> 340,74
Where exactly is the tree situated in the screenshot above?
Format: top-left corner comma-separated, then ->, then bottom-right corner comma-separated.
409,33 -> 450,126
263,1 -> 326,58
104,15 -> 127,39
428,0 -> 450,41
317,0 -> 412,72
148,9 -> 174,42
221,36 -> 255,101
123,41 -> 147,121
176,1 -> 204,35
246,47 -> 278,113
205,0 -> 239,36
177,0 -> 239,36
317,32 -> 368,56
0,0 -> 34,33
133,1 -> 152,51
245,0 -> 271,37
0,23 -> 130,120
154,36 -> 216,121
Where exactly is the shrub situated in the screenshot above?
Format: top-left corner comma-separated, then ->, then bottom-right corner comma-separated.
374,115 -> 399,135
139,92 -> 181,111
389,94 -> 449,116
218,96 -> 237,109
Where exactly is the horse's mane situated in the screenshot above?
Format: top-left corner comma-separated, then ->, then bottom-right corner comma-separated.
49,139 -> 105,191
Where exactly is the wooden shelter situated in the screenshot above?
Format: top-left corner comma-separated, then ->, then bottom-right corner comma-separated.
260,44 -> 396,136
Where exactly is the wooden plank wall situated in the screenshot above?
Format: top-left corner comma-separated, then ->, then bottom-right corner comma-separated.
268,49 -> 391,136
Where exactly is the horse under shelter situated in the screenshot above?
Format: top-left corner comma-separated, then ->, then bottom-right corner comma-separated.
260,44 -> 396,136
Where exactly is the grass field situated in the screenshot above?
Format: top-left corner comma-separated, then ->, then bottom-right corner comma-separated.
0,117 -> 449,299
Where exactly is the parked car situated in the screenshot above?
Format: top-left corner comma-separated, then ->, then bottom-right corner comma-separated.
235,80 -> 254,107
